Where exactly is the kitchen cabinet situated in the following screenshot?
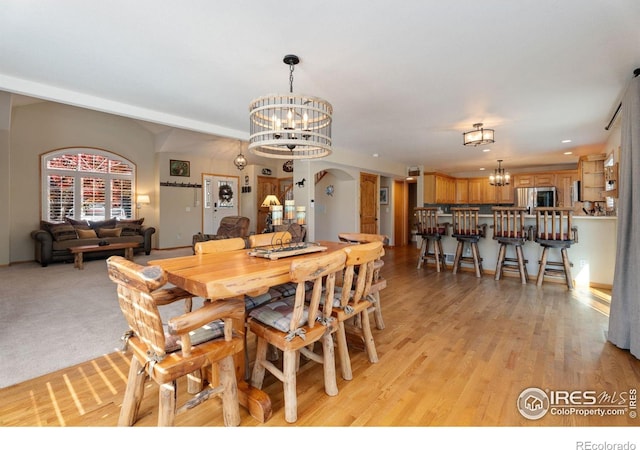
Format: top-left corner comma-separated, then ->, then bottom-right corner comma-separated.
514,173 -> 555,187
467,177 -> 484,203
579,154 -> 606,202
555,170 -> 579,207
455,178 -> 469,204
424,173 -> 455,203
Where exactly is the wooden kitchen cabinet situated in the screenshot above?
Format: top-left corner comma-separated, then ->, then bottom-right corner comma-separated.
579,154 -> 606,201
455,178 -> 469,204
514,173 -> 555,187
424,173 -> 456,203
555,170 -> 579,207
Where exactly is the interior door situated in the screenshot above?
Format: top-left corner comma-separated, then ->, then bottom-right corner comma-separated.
257,176 -> 278,233
202,174 -> 239,234
360,172 -> 378,234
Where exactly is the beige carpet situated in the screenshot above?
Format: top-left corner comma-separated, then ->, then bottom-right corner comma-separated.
0,248 -> 203,388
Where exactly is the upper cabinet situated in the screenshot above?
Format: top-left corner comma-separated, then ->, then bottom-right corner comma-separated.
455,178 -> 469,204
579,154 -> 606,202
513,173 -> 556,187
424,173 -> 456,203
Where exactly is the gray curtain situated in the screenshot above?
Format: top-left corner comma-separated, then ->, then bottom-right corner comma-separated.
608,74 -> 640,359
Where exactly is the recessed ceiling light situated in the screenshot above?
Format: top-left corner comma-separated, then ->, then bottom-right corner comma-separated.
372,153 -> 379,157
564,151 -> 573,155
479,167 -> 485,171
482,149 -> 491,152
561,139 -> 572,143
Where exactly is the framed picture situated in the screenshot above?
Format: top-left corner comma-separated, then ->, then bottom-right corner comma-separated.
380,187 -> 389,205
170,159 -> 190,177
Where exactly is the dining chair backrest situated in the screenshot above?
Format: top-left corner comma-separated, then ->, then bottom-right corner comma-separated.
107,257 -> 170,357
338,232 -> 388,245
194,237 -> 246,254
248,231 -> 292,248
339,241 -> 385,308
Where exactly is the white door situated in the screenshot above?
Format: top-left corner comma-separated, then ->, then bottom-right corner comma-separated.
202,174 -> 239,234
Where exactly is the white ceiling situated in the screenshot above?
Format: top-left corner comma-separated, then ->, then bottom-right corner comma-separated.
2,0 -> 639,176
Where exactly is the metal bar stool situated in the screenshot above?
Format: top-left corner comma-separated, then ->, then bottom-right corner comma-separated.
492,206 -> 530,284
414,207 -> 449,271
534,207 -> 577,290
450,207 -> 486,278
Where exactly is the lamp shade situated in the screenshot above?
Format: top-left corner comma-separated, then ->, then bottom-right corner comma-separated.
463,123 -> 495,146
136,195 -> 150,205
261,194 -> 281,207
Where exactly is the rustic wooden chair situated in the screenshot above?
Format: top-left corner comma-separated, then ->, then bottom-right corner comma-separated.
194,237 -> 246,254
337,232 -> 388,330
248,250 -> 347,423
492,206 -> 530,284
106,256 -> 244,427
330,241 -> 385,381
450,207 -> 487,278
248,231 -> 293,249
534,207 -> 577,289
414,207 -> 449,272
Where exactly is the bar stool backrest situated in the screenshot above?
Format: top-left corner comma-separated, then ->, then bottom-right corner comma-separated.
534,207 -> 574,243
492,207 -> 528,240
451,207 -> 482,237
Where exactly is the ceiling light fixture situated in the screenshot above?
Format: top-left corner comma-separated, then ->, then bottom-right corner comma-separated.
489,160 -> 510,186
248,54 -> 332,160
233,141 -> 247,170
463,123 -> 495,147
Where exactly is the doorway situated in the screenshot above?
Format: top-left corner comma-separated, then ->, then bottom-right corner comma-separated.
202,174 -> 239,234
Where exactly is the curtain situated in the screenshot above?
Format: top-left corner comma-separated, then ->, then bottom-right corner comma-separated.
608,74 -> 640,359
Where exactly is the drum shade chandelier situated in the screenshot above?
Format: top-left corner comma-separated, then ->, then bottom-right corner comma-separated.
489,159 -> 510,186
463,122 -> 495,147
249,54 -> 332,160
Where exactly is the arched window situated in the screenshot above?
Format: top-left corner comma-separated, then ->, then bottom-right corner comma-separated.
41,148 -> 136,222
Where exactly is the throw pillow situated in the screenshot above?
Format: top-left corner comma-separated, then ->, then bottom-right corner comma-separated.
97,227 -> 122,238
89,219 -> 117,231
116,218 -> 144,236
48,223 -> 78,241
65,217 -> 91,230
76,228 -> 98,239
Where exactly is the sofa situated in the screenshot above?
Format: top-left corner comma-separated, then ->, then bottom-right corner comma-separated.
31,217 -> 155,267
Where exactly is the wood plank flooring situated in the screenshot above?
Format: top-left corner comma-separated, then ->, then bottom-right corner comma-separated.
1,244 -> 638,427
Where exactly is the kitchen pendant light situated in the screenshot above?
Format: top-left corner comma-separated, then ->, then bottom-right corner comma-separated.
489,159 -> 510,186
248,54 -> 332,159
463,123 -> 495,147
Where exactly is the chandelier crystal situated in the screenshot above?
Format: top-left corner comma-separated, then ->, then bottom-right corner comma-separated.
249,54 -> 332,160
463,122 -> 495,146
489,159 -> 510,186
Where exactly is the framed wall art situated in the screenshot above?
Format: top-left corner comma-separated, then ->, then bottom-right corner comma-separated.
380,187 -> 389,205
170,159 -> 190,177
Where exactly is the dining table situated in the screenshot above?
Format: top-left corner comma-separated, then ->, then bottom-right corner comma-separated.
148,240 -> 353,423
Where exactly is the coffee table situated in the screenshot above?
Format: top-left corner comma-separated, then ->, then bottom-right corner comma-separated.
68,242 -> 138,270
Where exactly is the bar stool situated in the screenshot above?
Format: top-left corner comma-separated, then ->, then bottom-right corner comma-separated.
492,206 -> 530,284
451,207 -> 486,277
534,207 -> 577,290
414,207 -> 449,271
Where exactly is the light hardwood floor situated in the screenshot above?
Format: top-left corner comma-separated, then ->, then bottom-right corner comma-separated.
1,244 -> 638,427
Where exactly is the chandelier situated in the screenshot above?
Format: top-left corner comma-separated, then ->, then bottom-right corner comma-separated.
233,141 -> 247,170
463,122 -> 495,146
489,160 -> 510,186
249,54 -> 332,160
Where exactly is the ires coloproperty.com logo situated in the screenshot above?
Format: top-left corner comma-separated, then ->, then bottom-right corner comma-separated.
517,387 -> 637,420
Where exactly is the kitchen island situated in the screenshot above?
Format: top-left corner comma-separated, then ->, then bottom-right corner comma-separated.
418,214 -> 617,287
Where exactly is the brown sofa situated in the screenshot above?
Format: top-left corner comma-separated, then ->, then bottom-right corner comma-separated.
31,218 -> 155,267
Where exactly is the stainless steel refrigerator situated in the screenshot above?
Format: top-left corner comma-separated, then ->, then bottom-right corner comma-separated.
515,187 -> 556,214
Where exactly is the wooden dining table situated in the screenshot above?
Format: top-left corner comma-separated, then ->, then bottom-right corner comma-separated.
148,240 -> 353,423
